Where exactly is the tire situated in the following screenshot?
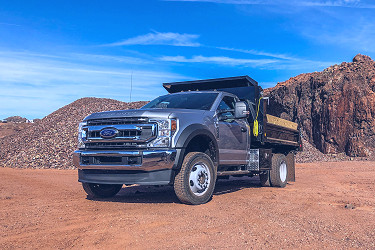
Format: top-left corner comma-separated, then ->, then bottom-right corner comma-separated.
269,154 -> 288,188
174,152 -> 216,205
260,170 -> 271,187
82,183 -> 123,198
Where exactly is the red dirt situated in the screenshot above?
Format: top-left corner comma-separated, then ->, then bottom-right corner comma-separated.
1,161 -> 374,249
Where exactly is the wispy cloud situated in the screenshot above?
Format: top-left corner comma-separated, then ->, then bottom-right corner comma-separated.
167,0 -> 375,8
0,22 -> 21,26
216,47 -> 297,60
0,51 -> 185,119
217,47 -> 337,67
161,55 -> 279,67
104,31 -> 201,47
302,22 -> 375,53
160,54 -> 335,70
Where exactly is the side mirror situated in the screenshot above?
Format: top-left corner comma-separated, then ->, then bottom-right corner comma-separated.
234,101 -> 249,119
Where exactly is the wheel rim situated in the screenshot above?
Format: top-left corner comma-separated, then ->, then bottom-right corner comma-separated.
189,162 -> 211,196
280,161 -> 287,182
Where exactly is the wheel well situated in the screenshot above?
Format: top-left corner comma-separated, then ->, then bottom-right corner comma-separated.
184,135 -> 218,166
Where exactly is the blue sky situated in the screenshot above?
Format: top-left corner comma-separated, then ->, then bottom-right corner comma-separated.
1,0 -> 374,119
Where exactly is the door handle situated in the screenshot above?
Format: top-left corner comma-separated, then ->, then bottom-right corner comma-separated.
241,127 -> 247,132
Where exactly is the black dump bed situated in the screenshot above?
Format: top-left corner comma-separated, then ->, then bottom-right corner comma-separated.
163,75 -> 260,102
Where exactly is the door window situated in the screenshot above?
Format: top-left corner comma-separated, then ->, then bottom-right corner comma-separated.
217,96 -> 236,119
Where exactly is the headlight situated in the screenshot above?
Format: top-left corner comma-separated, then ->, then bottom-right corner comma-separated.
78,122 -> 87,148
148,119 -> 177,148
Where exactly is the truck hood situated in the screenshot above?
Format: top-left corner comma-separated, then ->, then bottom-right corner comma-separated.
84,108 -> 207,121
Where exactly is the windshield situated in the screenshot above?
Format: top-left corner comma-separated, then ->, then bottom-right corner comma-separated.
142,92 -> 218,110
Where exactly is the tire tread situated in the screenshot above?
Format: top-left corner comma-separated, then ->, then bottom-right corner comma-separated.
269,153 -> 287,188
174,152 -> 216,205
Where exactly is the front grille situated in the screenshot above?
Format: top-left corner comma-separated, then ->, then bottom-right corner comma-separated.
88,130 -> 141,138
87,117 -> 148,126
84,117 -> 156,149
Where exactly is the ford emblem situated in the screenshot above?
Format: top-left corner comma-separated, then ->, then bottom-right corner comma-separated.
100,128 -> 118,139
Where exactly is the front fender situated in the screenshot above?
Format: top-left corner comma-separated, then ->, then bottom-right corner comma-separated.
173,124 -> 219,170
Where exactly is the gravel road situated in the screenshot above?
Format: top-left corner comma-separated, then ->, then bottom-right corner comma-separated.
1,161 -> 374,249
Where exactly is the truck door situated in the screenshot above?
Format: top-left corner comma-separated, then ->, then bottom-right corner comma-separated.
216,96 -> 249,165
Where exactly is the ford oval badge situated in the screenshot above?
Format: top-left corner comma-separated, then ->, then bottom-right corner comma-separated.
100,128 -> 118,139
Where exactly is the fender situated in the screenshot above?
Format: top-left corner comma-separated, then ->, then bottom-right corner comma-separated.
172,124 -> 219,170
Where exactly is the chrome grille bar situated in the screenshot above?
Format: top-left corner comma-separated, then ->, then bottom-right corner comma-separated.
85,123 -> 157,143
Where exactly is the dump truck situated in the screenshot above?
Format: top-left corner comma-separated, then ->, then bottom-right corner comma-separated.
74,76 -> 302,204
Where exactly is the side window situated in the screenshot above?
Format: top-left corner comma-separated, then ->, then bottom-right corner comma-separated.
217,96 -> 236,119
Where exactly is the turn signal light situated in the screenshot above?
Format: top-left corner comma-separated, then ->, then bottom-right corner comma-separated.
171,119 -> 177,132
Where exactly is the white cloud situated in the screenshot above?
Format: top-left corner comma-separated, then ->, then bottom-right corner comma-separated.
105,31 -> 201,47
167,0 -> 375,8
216,47 -> 297,60
160,55 -> 278,66
160,54 -> 335,70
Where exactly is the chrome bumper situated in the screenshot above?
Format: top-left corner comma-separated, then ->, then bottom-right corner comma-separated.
73,149 -> 177,171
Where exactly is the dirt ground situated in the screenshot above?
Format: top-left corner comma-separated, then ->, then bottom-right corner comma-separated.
0,161 -> 374,249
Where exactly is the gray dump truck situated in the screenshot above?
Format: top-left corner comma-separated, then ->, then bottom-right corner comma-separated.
73,76 -> 301,204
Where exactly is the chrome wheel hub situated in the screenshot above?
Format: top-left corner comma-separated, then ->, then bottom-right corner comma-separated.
189,163 -> 210,196
280,161 -> 287,182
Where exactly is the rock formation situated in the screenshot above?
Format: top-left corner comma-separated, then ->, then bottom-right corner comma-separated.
266,54 -> 375,157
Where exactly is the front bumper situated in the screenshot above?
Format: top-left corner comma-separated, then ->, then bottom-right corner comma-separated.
73,149 -> 177,185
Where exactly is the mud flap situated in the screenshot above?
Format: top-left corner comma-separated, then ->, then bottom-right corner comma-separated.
286,152 -> 295,182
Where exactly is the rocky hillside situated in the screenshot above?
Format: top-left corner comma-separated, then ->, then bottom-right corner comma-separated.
0,98 -> 147,169
266,54 -> 375,157
0,123 -> 32,139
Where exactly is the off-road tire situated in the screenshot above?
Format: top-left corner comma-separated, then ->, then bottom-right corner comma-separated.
270,153 -> 288,188
260,170 -> 271,187
82,183 -> 123,198
174,152 -> 216,205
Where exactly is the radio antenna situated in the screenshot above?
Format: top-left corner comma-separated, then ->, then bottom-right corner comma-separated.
130,71 -> 133,103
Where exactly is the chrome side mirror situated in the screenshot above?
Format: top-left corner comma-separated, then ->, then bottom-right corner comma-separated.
234,101 -> 249,119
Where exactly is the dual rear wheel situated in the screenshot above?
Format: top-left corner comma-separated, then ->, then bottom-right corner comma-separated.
260,153 -> 288,188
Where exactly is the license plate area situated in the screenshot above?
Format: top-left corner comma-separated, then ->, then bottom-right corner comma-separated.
81,156 -> 142,166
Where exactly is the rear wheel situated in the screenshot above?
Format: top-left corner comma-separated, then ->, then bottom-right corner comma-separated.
174,152 -> 216,205
259,170 -> 271,187
82,183 -> 122,198
269,154 -> 288,188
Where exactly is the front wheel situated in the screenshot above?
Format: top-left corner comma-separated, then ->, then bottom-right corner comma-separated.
82,183 -> 123,198
269,154 -> 288,188
174,152 -> 216,205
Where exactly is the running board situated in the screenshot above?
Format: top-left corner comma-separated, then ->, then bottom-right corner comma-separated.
217,170 -> 252,176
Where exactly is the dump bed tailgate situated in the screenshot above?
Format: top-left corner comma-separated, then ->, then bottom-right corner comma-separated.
264,114 -> 300,147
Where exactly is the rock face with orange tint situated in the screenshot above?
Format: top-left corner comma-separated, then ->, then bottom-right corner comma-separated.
266,54 -> 375,157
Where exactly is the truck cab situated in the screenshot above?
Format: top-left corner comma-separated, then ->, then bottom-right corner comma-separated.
74,76 -> 301,204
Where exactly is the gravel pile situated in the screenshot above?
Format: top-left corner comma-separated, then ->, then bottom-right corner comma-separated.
295,132 -> 373,163
0,98 -> 147,169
